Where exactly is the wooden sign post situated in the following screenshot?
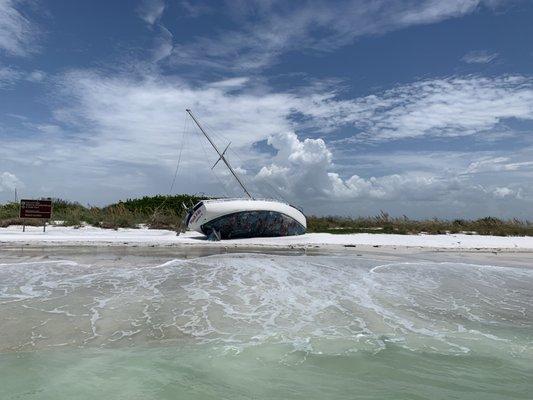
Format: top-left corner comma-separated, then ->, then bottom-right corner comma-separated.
19,199 -> 53,232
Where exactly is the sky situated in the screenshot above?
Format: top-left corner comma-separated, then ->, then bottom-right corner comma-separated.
1,0 -> 533,219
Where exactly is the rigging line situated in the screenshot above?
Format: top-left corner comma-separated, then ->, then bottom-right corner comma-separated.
200,118 -> 256,196
152,113 -> 189,217
187,110 -> 249,198
200,117 -> 289,203
168,115 -> 188,194
217,137 -> 276,201
194,120 -> 233,198
195,112 -> 285,203
262,180 -> 289,203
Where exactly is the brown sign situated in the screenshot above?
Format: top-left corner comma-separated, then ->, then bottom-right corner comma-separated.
19,199 -> 53,219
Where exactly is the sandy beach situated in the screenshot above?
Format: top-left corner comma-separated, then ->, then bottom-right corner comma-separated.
2,225 -> 533,253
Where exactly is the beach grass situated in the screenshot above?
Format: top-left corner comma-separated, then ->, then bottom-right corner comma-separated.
0,195 -> 203,230
1,197 -> 532,236
307,212 -> 533,236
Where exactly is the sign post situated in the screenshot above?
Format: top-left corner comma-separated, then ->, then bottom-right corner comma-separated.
19,199 -> 53,232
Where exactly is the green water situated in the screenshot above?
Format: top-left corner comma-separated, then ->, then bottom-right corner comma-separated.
0,251 -> 531,399
1,344 -> 531,400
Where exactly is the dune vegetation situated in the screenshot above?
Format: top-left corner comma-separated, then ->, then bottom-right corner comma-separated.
1,196 -> 532,236
0,195 -> 203,230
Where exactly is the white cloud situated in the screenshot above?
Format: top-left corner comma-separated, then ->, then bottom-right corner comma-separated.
179,1 -> 212,18
466,157 -> 533,174
152,24 -> 173,62
170,0 -> 504,70
52,69 -> 294,167
303,76 -> 533,142
0,63 -> 21,86
2,67 -> 531,216
209,77 -> 250,89
137,0 -> 165,25
492,186 -> 519,198
462,50 -> 499,64
0,0 -> 39,57
26,69 -> 45,82
254,131 -> 459,201
0,66 -> 45,86
252,131 -> 529,210
0,171 -> 22,193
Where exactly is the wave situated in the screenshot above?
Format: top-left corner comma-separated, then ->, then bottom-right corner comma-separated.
0,254 -> 531,358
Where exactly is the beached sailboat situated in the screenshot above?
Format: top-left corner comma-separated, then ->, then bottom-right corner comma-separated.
184,109 -> 306,240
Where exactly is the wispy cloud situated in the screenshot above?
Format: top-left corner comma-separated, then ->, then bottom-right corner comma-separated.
179,0 -> 212,18
169,0 -> 504,70
56,71 -> 533,173
137,0 -> 165,25
0,0 -> 39,57
1,66 -> 530,215
303,75 -> 533,142
0,64 -> 21,86
0,64 -> 46,86
25,69 -> 45,82
462,50 -> 499,64
466,157 -> 533,173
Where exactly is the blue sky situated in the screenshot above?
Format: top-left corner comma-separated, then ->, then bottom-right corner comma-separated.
1,0 -> 533,218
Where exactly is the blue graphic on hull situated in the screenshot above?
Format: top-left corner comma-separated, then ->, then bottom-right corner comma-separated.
201,210 -> 305,239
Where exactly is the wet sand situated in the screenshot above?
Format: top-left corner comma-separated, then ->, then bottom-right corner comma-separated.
1,243 -> 531,270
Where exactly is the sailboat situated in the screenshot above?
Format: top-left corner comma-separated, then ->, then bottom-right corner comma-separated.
183,109 -> 307,240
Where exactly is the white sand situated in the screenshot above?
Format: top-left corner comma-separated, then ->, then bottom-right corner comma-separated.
1,225 -> 532,250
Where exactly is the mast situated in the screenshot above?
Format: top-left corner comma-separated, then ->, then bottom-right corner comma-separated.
186,109 -> 253,199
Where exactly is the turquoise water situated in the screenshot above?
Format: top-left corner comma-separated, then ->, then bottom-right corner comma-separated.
0,253 -> 531,399
2,344 -> 531,400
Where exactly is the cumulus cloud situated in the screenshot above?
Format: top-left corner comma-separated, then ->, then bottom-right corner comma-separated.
252,131 -> 526,208
256,132 -> 334,198
0,0 -> 39,57
462,50 -> 499,64
170,0 -> 504,70
0,171 -> 22,193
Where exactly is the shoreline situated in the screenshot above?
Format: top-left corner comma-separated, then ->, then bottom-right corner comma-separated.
1,225 -> 533,256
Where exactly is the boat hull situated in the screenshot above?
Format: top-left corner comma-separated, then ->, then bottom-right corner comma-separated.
186,199 -> 306,239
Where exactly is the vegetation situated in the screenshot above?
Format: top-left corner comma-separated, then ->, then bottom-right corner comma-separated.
307,211 -> 533,237
0,197 -> 532,236
0,195 -> 205,230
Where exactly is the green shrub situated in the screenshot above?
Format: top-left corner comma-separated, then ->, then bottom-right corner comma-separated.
1,197 -> 531,237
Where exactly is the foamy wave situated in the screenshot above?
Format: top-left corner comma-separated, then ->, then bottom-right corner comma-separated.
0,254 -> 531,358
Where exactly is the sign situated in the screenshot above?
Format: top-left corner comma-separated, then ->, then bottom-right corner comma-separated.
19,199 -> 53,219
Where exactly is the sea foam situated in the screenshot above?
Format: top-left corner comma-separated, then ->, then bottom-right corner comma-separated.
0,253 -> 531,359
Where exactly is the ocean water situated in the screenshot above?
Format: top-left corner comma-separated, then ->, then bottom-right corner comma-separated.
0,251 -> 531,399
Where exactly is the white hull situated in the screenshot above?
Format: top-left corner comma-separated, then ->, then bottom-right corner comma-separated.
186,198 -> 306,238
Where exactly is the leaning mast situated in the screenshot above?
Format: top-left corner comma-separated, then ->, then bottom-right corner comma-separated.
186,109 -> 253,199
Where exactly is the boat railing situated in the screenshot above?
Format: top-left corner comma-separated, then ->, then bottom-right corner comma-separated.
202,197 -> 287,204
200,197 -> 305,213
